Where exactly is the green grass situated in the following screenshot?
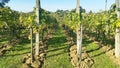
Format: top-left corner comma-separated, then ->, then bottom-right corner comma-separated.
85,42 -> 120,68
44,27 -> 73,68
0,37 -> 9,44
0,41 -> 31,68
0,26 -> 120,68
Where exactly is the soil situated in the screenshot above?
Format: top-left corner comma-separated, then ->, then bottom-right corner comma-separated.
69,45 -> 94,68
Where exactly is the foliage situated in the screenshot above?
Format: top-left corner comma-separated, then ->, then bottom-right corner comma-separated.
0,7 -> 57,40
55,5 -> 117,44
116,19 -> 120,28
0,0 -> 10,7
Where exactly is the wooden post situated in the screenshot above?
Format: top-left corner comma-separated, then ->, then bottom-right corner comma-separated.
30,27 -> 34,62
115,0 -> 120,58
36,0 -> 40,56
76,0 -> 82,64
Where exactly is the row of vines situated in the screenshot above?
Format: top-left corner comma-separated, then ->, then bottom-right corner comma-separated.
0,6 -> 58,68
53,3 -> 120,67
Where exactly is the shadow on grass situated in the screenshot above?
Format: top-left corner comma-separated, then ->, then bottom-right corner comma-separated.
47,28 -> 69,57
7,45 -> 31,52
85,32 -> 114,47
91,51 -> 106,58
48,46 -> 67,52
18,38 -> 30,45
85,46 -> 106,58
47,51 -> 67,58
4,44 -> 30,57
2,45 -> 30,57
83,35 -> 106,58
0,37 -> 9,43
83,37 -> 94,47
48,36 -> 67,48
47,36 -> 68,57
4,41 -> 31,57
83,34 -> 114,58
86,47 -> 100,53
104,39 -> 114,47
4,52 -> 29,57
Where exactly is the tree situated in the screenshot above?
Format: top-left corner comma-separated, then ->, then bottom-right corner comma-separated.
0,0 -> 10,7
115,0 -> 120,58
36,0 -> 40,56
110,3 -> 116,11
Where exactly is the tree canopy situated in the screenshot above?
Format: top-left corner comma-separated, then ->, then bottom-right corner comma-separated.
0,0 -> 10,7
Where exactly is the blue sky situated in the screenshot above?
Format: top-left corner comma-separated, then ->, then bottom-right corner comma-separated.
6,0 -> 115,12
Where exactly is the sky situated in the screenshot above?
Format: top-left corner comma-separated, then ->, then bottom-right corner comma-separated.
6,0 -> 115,12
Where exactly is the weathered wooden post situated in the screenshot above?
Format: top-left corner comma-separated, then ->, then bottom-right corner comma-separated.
36,0 -> 40,56
76,0 -> 82,66
30,27 -> 34,62
115,0 -> 120,58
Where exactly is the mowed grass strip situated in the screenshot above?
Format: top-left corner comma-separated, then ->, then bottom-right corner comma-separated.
0,40 -> 31,68
44,27 -> 73,68
85,41 -> 120,68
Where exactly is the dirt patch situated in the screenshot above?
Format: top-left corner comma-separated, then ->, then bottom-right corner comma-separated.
101,45 -> 112,52
62,26 -> 94,68
22,31 -> 54,68
106,49 -> 115,56
69,45 -> 94,68
22,52 -> 46,68
22,40 -> 48,68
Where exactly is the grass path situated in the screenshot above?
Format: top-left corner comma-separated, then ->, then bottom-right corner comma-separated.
0,26 -> 120,68
44,27 -> 73,68
0,39 -> 30,68
83,37 -> 120,68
